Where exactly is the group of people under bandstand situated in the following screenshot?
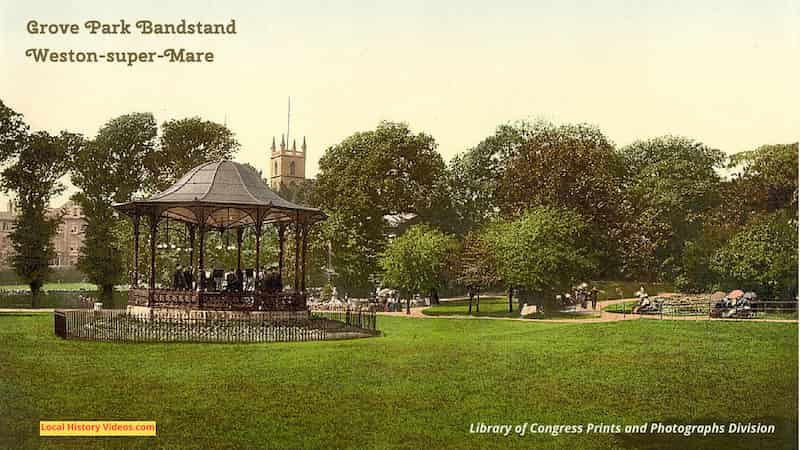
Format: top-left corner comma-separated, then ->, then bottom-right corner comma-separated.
171,264 -> 284,294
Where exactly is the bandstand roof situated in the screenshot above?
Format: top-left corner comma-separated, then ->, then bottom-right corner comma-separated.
114,160 -> 326,229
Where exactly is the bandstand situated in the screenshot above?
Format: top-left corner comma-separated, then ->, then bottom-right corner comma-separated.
113,160 -> 326,316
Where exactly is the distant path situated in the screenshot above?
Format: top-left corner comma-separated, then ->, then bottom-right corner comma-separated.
376,297 -> 797,324
377,297 -> 640,323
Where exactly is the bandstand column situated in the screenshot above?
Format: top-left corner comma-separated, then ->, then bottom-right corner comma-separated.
277,223 -> 286,279
236,227 -> 244,273
293,222 -> 301,292
132,215 -> 140,287
187,224 -> 196,270
254,222 -> 262,286
300,224 -> 309,292
198,224 -> 206,291
148,215 -> 158,290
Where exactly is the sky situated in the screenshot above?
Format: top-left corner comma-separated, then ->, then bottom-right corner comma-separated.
1,0 -> 798,207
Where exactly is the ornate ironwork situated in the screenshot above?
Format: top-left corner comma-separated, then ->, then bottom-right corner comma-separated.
128,288 -> 306,311
52,308 -> 379,343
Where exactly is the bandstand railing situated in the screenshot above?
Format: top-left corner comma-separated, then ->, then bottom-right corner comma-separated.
128,288 -> 307,311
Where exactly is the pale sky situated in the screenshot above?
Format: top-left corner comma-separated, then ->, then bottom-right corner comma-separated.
1,0 -> 798,207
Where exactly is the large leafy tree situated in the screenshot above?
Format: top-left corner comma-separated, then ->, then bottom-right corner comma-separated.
446,123 -> 530,233
313,121 -> 450,294
619,135 -> 725,280
454,231 -> 499,313
1,131 -> 77,297
483,207 -> 597,307
711,211 -> 797,298
724,143 -> 798,221
145,117 -> 239,193
491,121 -> 624,273
72,114 -> 240,297
378,224 -> 458,314
277,179 -> 316,205
495,121 -> 623,220
0,99 -> 29,161
71,113 -> 158,300
314,212 -> 379,295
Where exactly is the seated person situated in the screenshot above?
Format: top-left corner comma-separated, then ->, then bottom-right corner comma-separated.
264,267 -> 278,293
212,269 -> 224,291
207,276 -> 216,291
271,267 -> 283,293
225,270 -> 237,292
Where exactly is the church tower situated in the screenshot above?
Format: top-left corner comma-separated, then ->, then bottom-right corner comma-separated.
270,134 -> 306,190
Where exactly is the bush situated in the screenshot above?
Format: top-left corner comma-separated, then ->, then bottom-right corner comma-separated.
711,211 -> 798,298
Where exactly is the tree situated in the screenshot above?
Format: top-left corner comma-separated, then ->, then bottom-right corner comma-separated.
313,212 -> 377,294
379,224 -> 458,314
277,179 -> 316,205
71,113 -> 158,300
446,123 -> 529,234
145,117 -> 239,192
0,132 -> 76,298
711,211 -> 798,299
495,122 -> 623,219
619,135 -> 725,280
0,99 -> 29,161
607,202 -> 669,281
313,121 -> 450,294
483,207 -> 597,308
490,121 -> 624,274
454,231 -> 499,313
724,143 -> 798,221
672,223 -> 733,293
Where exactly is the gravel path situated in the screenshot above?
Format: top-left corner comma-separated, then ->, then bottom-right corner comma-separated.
377,297 -> 797,324
377,297 -> 640,324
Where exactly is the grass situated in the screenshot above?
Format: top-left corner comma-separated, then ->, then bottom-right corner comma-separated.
603,301 -> 640,314
0,313 -> 796,449
755,312 -> 799,320
424,296 -> 517,318
424,297 -> 600,320
0,283 -> 99,292
0,291 -> 129,310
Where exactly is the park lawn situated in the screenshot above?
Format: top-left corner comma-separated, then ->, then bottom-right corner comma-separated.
0,314 -> 796,449
0,282 -> 99,292
603,301 -> 640,314
424,296 -> 518,318
424,297 -> 601,320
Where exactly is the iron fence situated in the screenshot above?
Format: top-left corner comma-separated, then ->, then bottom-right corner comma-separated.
54,308 -> 378,343
613,299 -> 798,321
311,307 -> 378,330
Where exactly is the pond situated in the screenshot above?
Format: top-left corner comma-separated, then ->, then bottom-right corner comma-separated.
0,290 -> 129,309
